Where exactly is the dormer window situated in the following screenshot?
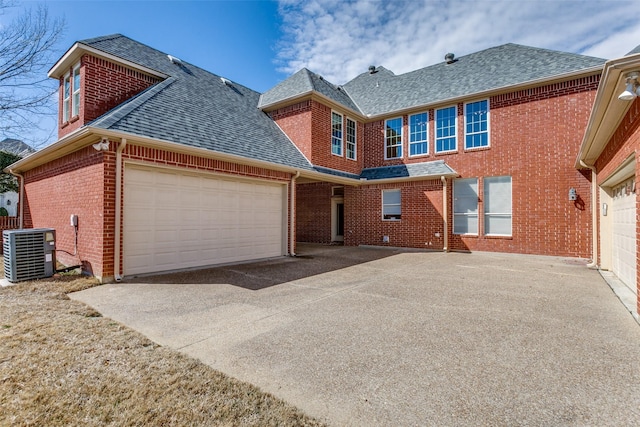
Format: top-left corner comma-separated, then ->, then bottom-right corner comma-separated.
62,62 -> 80,123
62,71 -> 70,122
72,64 -> 81,117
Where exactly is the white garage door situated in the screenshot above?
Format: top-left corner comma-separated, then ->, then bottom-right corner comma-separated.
612,177 -> 637,294
124,165 -> 285,275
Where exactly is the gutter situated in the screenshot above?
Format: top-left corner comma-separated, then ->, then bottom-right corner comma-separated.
114,138 -> 127,281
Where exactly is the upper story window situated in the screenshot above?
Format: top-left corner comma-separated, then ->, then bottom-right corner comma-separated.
385,117 -> 402,159
63,71 -> 71,122
346,117 -> 356,160
435,106 -> 457,153
72,64 -> 81,117
331,111 -> 343,156
61,62 -> 81,123
465,99 -> 489,149
409,112 -> 428,157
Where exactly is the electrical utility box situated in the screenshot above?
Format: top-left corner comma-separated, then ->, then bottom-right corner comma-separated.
3,228 -> 56,283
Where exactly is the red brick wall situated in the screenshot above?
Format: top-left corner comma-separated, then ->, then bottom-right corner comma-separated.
296,182 -> 333,243
344,180 -> 444,248
23,146 -> 107,277
355,76 -> 599,257
269,101 -> 313,160
58,54 -> 160,139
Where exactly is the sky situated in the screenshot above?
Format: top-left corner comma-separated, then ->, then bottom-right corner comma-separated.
4,0 -> 640,147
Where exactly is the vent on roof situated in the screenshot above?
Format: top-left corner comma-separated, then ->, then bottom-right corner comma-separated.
445,53 -> 457,64
221,77 -> 232,86
368,65 -> 377,74
168,55 -> 183,66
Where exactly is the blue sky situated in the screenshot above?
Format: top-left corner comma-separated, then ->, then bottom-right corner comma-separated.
5,0 -> 640,147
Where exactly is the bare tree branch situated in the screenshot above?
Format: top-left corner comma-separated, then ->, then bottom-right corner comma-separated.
0,0 -> 65,147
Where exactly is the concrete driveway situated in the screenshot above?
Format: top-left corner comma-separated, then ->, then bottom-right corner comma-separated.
71,244 -> 640,426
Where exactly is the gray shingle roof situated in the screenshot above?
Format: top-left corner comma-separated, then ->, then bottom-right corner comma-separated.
80,34 -> 314,171
360,161 -> 457,180
259,68 -> 359,112
343,43 -> 605,117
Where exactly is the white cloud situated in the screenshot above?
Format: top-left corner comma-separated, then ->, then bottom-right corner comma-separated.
275,0 -> 640,84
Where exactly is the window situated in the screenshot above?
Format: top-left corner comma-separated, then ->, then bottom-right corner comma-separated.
385,117 -> 402,159
465,99 -> 489,149
72,64 -> 81,117
484,176 -> 512,236
346,118 -> 356,160
453,178 -> 478,234
62,71 -> 71,122
331,112 -> 343,156
382,189 -> 401,220
409,112 -> 428,156
435,106 -> 457,153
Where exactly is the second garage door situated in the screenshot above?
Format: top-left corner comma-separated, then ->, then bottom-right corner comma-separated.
124,165 -> 286,276
611,177 -> 637,294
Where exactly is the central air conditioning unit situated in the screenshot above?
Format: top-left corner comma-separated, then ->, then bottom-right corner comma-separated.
3,228 -> 56,283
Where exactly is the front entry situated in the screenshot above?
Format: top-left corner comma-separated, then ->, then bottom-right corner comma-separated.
331,198 -> 344,242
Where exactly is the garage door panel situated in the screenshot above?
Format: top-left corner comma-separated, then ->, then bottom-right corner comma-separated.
124,166 -> 285,275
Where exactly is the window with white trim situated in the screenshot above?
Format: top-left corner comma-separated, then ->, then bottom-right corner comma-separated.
435,106 -> 457,153
453,178 -> 478,234
484,176 -> 512,236
382,189 -> 401,220
331,111 -> 343,156
385,117 -> 402,159
409,112 -> 428,156
346,117 -> 356,160
465,99 -> 489,149
72,64 -> 81,117
62,71 -> 71,122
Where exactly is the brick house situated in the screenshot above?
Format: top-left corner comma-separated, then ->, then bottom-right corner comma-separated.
5,34 -> 621,301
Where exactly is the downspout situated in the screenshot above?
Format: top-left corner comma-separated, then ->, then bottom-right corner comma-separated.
580,160 -> 598,268
8,169 -> 24,229
114,138 -> 127,282
441,176 -> 448,252
290,170 -> 300,256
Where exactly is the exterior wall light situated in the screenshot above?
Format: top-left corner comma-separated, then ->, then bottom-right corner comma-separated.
618,71 -> 640,101
568,187 -> 577,201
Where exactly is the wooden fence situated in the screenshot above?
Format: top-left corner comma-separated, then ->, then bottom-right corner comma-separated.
0,217 -> 20,253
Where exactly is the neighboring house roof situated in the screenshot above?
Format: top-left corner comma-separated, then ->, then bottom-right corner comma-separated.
0,138 -> 36,157
343,44 -> 605,117
78,34 -> 315,172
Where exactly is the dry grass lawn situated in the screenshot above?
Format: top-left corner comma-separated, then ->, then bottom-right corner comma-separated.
0,270 -> 325,426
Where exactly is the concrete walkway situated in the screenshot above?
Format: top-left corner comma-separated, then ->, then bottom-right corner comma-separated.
71,244 -> 640,426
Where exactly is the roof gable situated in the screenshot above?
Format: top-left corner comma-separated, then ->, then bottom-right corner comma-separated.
259,68 -> 360,113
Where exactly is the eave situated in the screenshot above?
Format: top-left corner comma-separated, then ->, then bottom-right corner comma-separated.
48,42 -> 168,80
577,53 -> 640,168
